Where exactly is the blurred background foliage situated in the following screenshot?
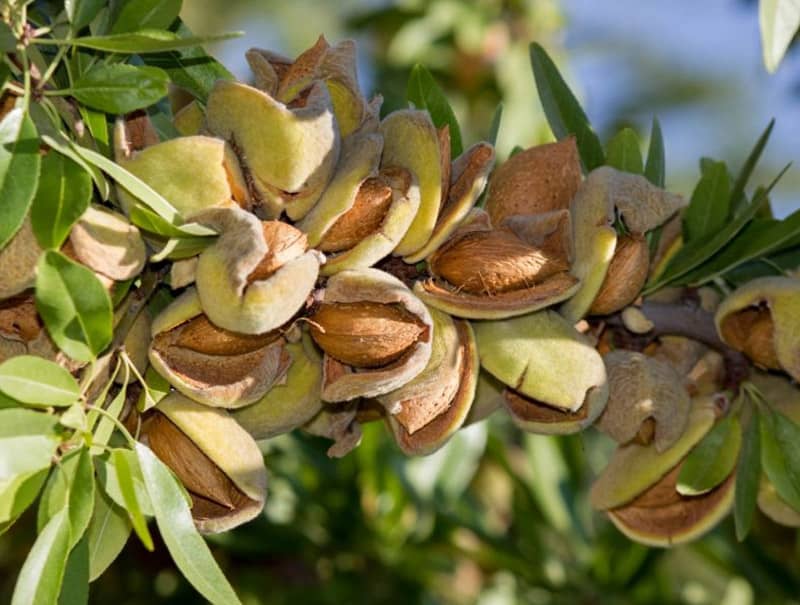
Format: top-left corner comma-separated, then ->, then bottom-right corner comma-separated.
2,1 -> 800,603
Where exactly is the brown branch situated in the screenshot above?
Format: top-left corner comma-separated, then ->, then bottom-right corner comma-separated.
606,299 -> 750,391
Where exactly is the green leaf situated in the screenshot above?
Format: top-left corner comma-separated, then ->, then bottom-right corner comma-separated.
0,21 -> 16,52
683,159 -> 731,243
150,235 -> 216,261
58,537 -> 89,605
0,108 -> 41,249
529,42 -> 604,171
760,0 -> 800,72
645,164 -> 789,293
86,489 -> 131,582
129,203 -> 216,237
54,29 -> 241,53
644,116 -> 665,187
605,127 -> 643,174
761,408 -> 800,511
735,412 -> 761,541
70,63 -> 169,115
407,64 -> 463,158
59,404 -> 87,433
0,469 -> 49,528
77,106 -> 109,155
487,103 -> 502,147
11,508 -> 71,605
135,443 -> 242,605
0,411 -> 59,482
37,448 -> 95,548
142,23 -> 234,103
0,356 -> 80,407
138,366 -> 170,412
96,450 -> 153,516
677,415 -> 741,495
729,120 -> 774,214
110,449 -> 154,550
40,134 -> 110,201
65,0 -> 106,31
91,366 -> 127,451
111,0 -> 182,33
724,245 -> 800,285
35,250 -> 113,362
30,153 -> 92,250
67,142 -> 183,223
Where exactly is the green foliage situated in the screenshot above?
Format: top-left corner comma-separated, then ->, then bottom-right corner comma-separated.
677,414 -> 741,496
735,412 -> 761,541
407,64 -> 463,158
0,357 -> 80,407
760,409 -> 800,511
0,109 -> 41,249
35,251 -> 113,362
530,42 -> 605,171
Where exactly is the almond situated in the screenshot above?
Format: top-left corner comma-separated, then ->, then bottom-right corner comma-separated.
317,177 -> 393,252
309,301 -> 427,368
429,229 -> 569,295
174,314 -> 279,356
247,220 -> 308,282
590,234 -> 649,315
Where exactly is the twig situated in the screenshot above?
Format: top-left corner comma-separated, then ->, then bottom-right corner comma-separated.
606,298 -> 751,391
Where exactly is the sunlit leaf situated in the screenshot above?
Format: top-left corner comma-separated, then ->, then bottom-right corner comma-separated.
96,450 -> 153,516
606,127 -> 643,174
0,469 -> 49,528
0,409 -> 60,482
111,449 -> 154,550
529,42 -> 604,171
12,508 -> 71,605
71,63 -> 169,114
86,489 -> 131,582
52,29 -> 241,53
760,0 -> 800,73
0,109 -> 41,249
35,251 -> 113,362
0,356 -> 80,407
135,443 -> 242,605
37,448 -> 95,548
729,119 -> 774,214
30,153 -> 93,250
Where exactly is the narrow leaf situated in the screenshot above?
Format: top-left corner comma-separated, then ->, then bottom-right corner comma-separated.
68,142 -> 182,223
35,250 -> 113,362
129,203 -> 216,237
644,116 -> 665,187
71,64 -> 169,115
645,163 -> 789,292
65,0 -> 106,31
58,537 -> 89,605
735,413 -> 761,541
0,22 -> 16,52
91,365 -> 127,451
760,0 -> 800,73
729,120 -> 774,214
111,0 -> 182,33
51,29 -> 241,53
0,469 -> 49,527
0,356 -> 80,407
136,443 -> 242,605
37,448 -> 95,548
142,23 -> 234,103
0,109 -> 41,249
761,408 -> 800,511
487,103 -> 502,147
605,127 -> 643,174
677,415 -> 741,495
40,134 -> 110,201
683,159 -> 731,242
111,449 -> 154,550
407,64 -> 463,158
11,509 -> 71,605
530,42 -> 604,171
86,489 -> 131,582
30,153 -> 92,249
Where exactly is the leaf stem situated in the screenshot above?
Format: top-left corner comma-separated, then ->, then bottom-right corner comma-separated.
86,404 -> 136,447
